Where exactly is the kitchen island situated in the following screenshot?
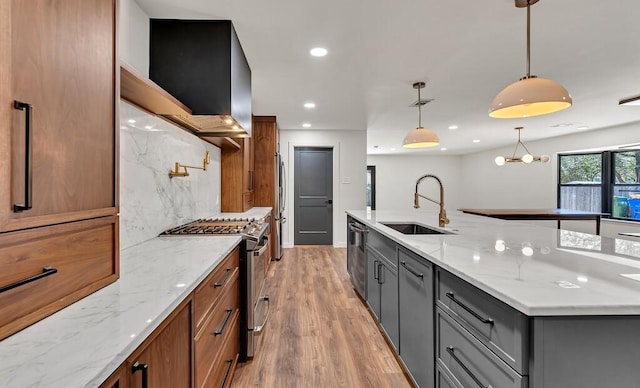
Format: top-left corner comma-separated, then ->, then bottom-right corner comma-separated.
348,209 -> 640,388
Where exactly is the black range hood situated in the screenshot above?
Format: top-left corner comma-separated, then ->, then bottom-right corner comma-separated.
150,19 -> 252,137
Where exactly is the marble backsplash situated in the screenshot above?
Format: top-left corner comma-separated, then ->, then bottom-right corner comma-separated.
119,101 -> 221,249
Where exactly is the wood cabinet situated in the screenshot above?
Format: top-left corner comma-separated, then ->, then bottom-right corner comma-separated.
221,136 -> 254,212
253,116 -> 280,261
0,0 -> 118,340
194,246 -> 241,388
126,300 -> 192,388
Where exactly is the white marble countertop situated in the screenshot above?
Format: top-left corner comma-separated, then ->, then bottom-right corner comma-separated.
348,209 -> 640,316
219,206 -> 272,220
0,235 -> 241,388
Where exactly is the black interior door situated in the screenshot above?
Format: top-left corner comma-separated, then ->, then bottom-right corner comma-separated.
294,147 -> 333,245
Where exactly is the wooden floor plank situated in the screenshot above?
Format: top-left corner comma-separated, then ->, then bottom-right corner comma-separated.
231,246 -> 412,388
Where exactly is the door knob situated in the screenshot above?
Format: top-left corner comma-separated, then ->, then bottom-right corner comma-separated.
325,199 -> 333,206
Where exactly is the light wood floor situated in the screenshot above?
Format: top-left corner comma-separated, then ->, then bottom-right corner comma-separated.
231,246 -> 412,388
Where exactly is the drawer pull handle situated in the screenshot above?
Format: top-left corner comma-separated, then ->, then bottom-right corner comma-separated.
0,266 -> 58,294
214,268 -> 232,288
214,308 -> 233,336
13,100 -> 33,212
221,359 -> 234,387
131,361 -> 149,388
445,292 -> 494,325
253,295 -> 270,333
400,261 -> 423,278
446,346 -> 490,388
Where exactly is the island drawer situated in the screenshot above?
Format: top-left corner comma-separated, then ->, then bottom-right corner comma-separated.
436,268 -> 529,374
194,246 -> 240,329
368,228 -> 396,268
436,308 -> 528,388
0,216 -> 118,340
436,363 -> 461,388
195,273 -> 240,388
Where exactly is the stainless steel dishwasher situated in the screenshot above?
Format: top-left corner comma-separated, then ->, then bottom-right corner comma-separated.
347,217 -> 367,298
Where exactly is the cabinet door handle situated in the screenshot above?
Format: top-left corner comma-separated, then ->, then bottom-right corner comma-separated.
248,170 -> 254,191
400,261 -> 423,278
446,347 -> 488,388
13,100 -> 33,212
221,359 -> 234,387
0,266 -> 57,294
373,260 -> 379,280
445,292 -> 494,325
214,308 -> 233,336
213,268 -> 232,288
378,263 -> 384,284
131,361 -> 148,388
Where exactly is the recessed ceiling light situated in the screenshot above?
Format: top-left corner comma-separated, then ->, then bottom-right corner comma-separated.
304,102 -> 316,108
127,119 -> 136,124
473,139 -> 481,143
576,125 -> 590,130
448,125 -> 458,130
310,47 -> 328,57
302,123 -> 311,128
440,147 -> 447,151
144,125 -> 152,130
391,148 -> 396,151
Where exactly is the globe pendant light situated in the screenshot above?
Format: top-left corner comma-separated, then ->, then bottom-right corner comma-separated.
403,82 -> 440,148
489,0 -> 572,119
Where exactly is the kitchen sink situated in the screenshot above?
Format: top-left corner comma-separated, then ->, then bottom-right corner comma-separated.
381,222 -> 452,235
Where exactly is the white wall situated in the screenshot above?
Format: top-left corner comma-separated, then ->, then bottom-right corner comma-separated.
119,0 -> 150,76
119,102 -> 221,249
367,154 -> 464,212
280,130 -> 367,248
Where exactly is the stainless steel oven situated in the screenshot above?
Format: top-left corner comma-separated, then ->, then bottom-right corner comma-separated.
246,231 -> 270,358
159,216 -> 271,360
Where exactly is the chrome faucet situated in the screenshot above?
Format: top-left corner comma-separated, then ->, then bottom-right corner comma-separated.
414,174 -> 450,227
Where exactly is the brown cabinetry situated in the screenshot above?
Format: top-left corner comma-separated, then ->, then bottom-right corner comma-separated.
222,136 -> 254,212
101,246 -> 241,388
253,116 -> 280,261
127,300 -> 192,388
194,246 -> 241,388
0,0 -> 118,340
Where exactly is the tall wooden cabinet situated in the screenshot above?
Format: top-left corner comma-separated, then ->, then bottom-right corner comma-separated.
252,116 -> 279,260
221,136 -> 254,212
0,0 -> 118,340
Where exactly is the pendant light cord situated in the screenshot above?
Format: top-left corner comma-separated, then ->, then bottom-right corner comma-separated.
525,0 -> 531,78
417,85 -> 422,128
511,127 -> 533,158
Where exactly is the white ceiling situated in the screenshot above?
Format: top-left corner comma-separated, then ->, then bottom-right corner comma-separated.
135,0 -> 640,155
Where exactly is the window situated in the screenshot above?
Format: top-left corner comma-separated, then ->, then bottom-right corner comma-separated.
558,150 -> 640,221
612,150 -> 640,219
558,153 -> 603,212
367,166 -> 376,210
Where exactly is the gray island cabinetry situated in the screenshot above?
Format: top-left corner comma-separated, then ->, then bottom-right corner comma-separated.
351,210 -> 640,388
366,228 -> 400,351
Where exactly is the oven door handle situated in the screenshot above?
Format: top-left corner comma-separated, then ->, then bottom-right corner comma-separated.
253,236 -> 270,256
253,295 -> 270,333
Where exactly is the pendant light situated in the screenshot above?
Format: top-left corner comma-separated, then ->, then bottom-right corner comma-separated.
403,82 -> 440,148
494,127 -> 550,166
489,0 -> 572,119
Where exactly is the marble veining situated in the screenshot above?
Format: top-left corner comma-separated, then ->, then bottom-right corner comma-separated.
0,235 -> 241,388
120,101 -> 222,249
348,209 -> 640,316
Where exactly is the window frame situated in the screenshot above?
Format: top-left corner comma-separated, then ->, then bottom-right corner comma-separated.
557,150 -> 640,221
557,152 -> 605,213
